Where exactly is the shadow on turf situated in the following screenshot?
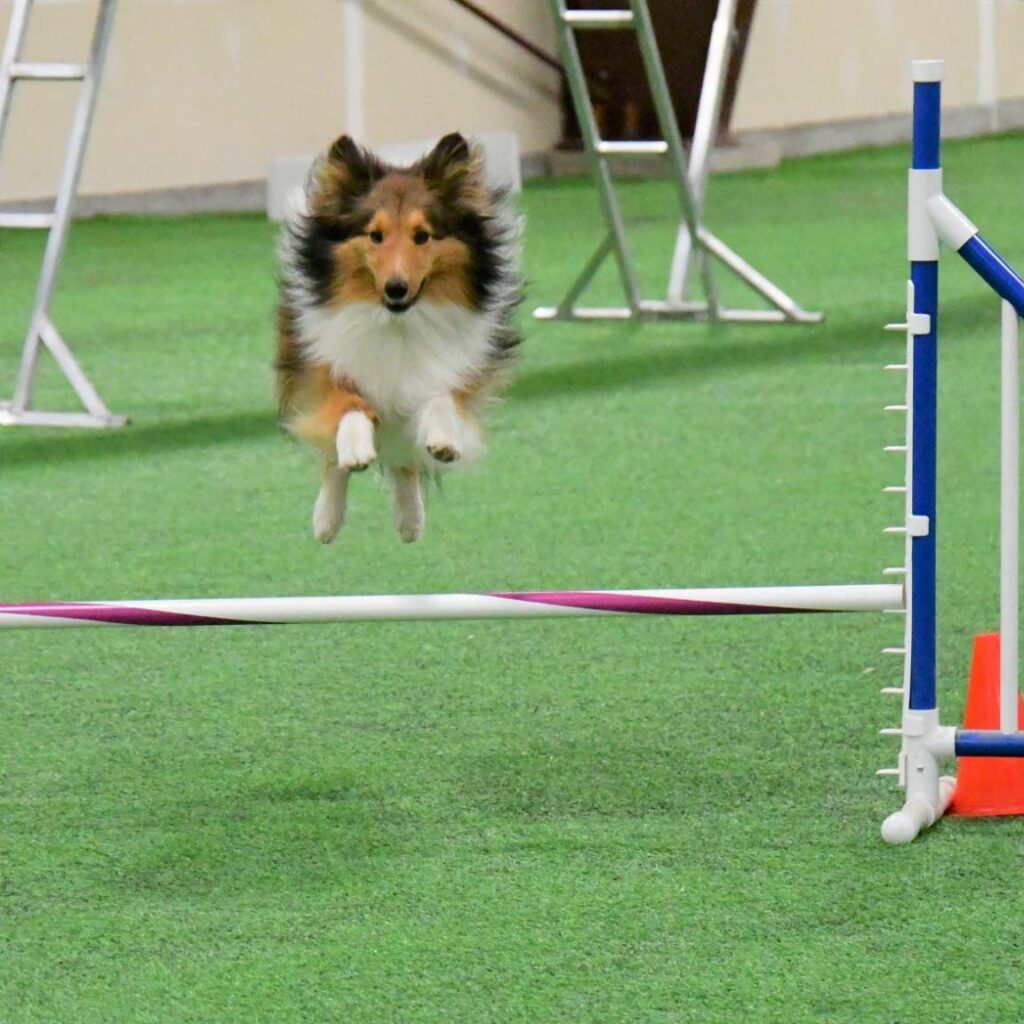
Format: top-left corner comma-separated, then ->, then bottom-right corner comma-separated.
511,298 -> 991,403
110,773 -> 414,895
1,408 -> 279,468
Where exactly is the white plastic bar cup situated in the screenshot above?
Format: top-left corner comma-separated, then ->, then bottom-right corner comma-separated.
1002,300 -> 1020,733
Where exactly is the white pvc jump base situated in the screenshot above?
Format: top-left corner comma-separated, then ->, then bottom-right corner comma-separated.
0,585 -> 900,629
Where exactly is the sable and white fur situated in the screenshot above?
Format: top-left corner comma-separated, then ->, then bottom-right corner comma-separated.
276,132 -> 520,543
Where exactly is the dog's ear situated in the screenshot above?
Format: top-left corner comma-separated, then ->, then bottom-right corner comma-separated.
421,133 -> 470,177
309,135 -> 384,219
419,132 -> 483,199
324,135 -> 383,192
327,135 -> 366,173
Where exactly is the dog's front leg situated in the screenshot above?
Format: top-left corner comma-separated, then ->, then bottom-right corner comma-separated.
295,377 -> 378,542
313,405 -> 376,542
335,407 -> 377,472
414,393 -> 483,465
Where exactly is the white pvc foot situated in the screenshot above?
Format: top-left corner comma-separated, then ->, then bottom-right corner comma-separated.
881,775 -> 957,845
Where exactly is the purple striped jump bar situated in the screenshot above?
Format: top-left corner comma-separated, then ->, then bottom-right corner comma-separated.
0,584 -> 902,628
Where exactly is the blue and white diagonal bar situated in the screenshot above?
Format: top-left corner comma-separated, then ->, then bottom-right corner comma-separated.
925,197 -> 1024,737
923,101 -> 1024,738
926,196 -> 1024,317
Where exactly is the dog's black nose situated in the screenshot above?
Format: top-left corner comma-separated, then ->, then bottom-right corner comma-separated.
384,278 -> 409,302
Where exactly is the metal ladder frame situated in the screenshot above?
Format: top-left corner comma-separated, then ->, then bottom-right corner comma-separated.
0,0 -> 125,428
535,0 -> 822,325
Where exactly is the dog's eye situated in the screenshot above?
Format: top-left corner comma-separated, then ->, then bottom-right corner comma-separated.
413,230 -> 430,246
369,230 -> 384,244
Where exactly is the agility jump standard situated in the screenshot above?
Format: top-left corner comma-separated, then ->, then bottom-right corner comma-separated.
875,59 -> 1024,844
2,61 -> 1024,846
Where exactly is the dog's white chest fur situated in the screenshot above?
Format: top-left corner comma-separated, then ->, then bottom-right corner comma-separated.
300,300 -> 494,417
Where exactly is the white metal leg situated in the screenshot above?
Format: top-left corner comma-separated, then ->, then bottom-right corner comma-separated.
628,0 -> 720,320
1002,300 -> 1020,733
698,228 -> 824,324
668,0 -> 736,304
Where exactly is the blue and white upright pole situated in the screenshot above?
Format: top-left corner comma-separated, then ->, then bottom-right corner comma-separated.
907,60 -> 941,725
881,60 -> 956,844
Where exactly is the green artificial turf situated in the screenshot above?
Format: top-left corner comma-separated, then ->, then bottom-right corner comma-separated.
3,136 -> 1024,1022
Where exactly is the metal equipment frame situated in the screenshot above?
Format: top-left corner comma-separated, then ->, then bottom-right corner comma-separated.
0,0 -> 125,429
535,0 -> 822,325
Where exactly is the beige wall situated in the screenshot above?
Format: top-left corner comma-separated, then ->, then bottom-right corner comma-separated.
0,0 -> 559,202
358,0 -> 560,151
1,0 -> 1023,204
733,0 -> 1024,131
1,1 -> 338,200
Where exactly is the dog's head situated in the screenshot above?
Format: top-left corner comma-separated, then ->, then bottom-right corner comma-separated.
302,132 -> 497,314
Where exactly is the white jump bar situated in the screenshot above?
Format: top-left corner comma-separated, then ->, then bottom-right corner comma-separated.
0,584 -> 903,629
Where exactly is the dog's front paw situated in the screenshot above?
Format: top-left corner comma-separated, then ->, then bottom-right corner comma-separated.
426,442 -> 460,464
336,410 -> 377,472
416,395 -> 482,466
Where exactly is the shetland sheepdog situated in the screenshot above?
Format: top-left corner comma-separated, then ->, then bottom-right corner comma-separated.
276,132 -> 521,543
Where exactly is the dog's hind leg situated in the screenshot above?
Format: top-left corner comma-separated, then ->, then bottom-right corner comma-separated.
389,466 -> 424,543
313,460 -> 350,543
